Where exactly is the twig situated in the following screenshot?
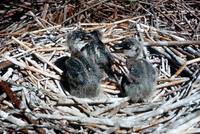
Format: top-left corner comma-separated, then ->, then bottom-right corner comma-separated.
156,78 -> 189,89
12,36 -> 63,75
0,110 -> 27,126
62,0 -> 110,24
143,40 -> 200,47
5,56 -> 61,80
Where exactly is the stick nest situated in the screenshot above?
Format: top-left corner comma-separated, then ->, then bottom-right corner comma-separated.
0,0 -> 200,133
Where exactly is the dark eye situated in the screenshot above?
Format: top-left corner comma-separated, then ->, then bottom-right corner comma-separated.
123,43 -> 130,50
136,47 -> 139,52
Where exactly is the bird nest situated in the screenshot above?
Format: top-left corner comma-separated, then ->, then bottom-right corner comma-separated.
0,18 -> 200,133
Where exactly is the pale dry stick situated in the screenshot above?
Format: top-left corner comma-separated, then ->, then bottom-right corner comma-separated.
80,22 -> 109,26
102,88 -> 120,94
55,34 -> 66,44
0,47 -> 8,55
29,25 -> 61,34
12,36 -> 63,75
44,79 -> 48,91
171,64 -> 187,78
0,48 -> 36,69
48,50 -> 56,61
86,124 -> 109,131
38,18 -> 54,28
23,41 -> 34,47
167,115 -> 200,133
111,53 -> 126,63
100,84 -> 116,90
38,43 -> 63,50
156,78 -> 190,89
185,129 -> 200,134
44,50 -> 56,70
26,57 -> 44,71
85,25 -> 112,31
80,16 -> 142,26
137,24 -> 149,59
112,65 -> 122,74
143,40 -> 200,47
72,105 -> 91,117
144,29 -> 157,42
32,93 -> 200,129
186,57 -> 200,65
91,97 -> 130,116
5,56 -> 61,80
28,11 -> 45,28
172,57 -> 200,78
83,17 -> 142,31
36,78 -> 47,93
135,115 -> 173,133
34,112 -> 115,126
27,70 -> 38,85
41,3 -> 49,20
0,110 -> 27,126
77,105 -> 93,117
161,57 -> 171,77
64,4 -> 67,21
121,102 -> 162,114
119,93 -> 200,128
106,102 -> 129,117
118,65 -> 129,77
57,97 -> 127,106
39,88 -> 67,102
103,124 -> 120,134
0,31 -> 24,36
2,100 -> 15,108
32,112 -> 114,126
136,24 -> 144,43
135,21 -> 192,38
186,46 -> 200,57
56,106 -> 87,117
70,97 -> 93,113
168,33 -> 186,41
155,106 -> 187,132
157,77 -> 190,82
1,68 -> 13,81
164,47 -> 189,73
12,47 -> 38,58
85,126 -> 103,134
193,22 -> 200,40
46,80 -> 62,93
54,80 -> 69,96
102,34 -> 132,43
105,25 -> 116,37
15,124 -> 62,133
135,21 -> 164,33
170,47 -> 186,58
38,77 -> 61,93
101,83 -> 120,94
37,47 -> 66,52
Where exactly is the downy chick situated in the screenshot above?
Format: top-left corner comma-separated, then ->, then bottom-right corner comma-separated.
115,38 -> 156,102
54,55 -> 101,98
66,29 -> 114,79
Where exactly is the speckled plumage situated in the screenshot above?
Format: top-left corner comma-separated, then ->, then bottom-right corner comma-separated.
122,59 -> 156,102
55,56 -> 101,98
115,38 -> 156,102
55,29 -> 115,98
66,29 -> 114,78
